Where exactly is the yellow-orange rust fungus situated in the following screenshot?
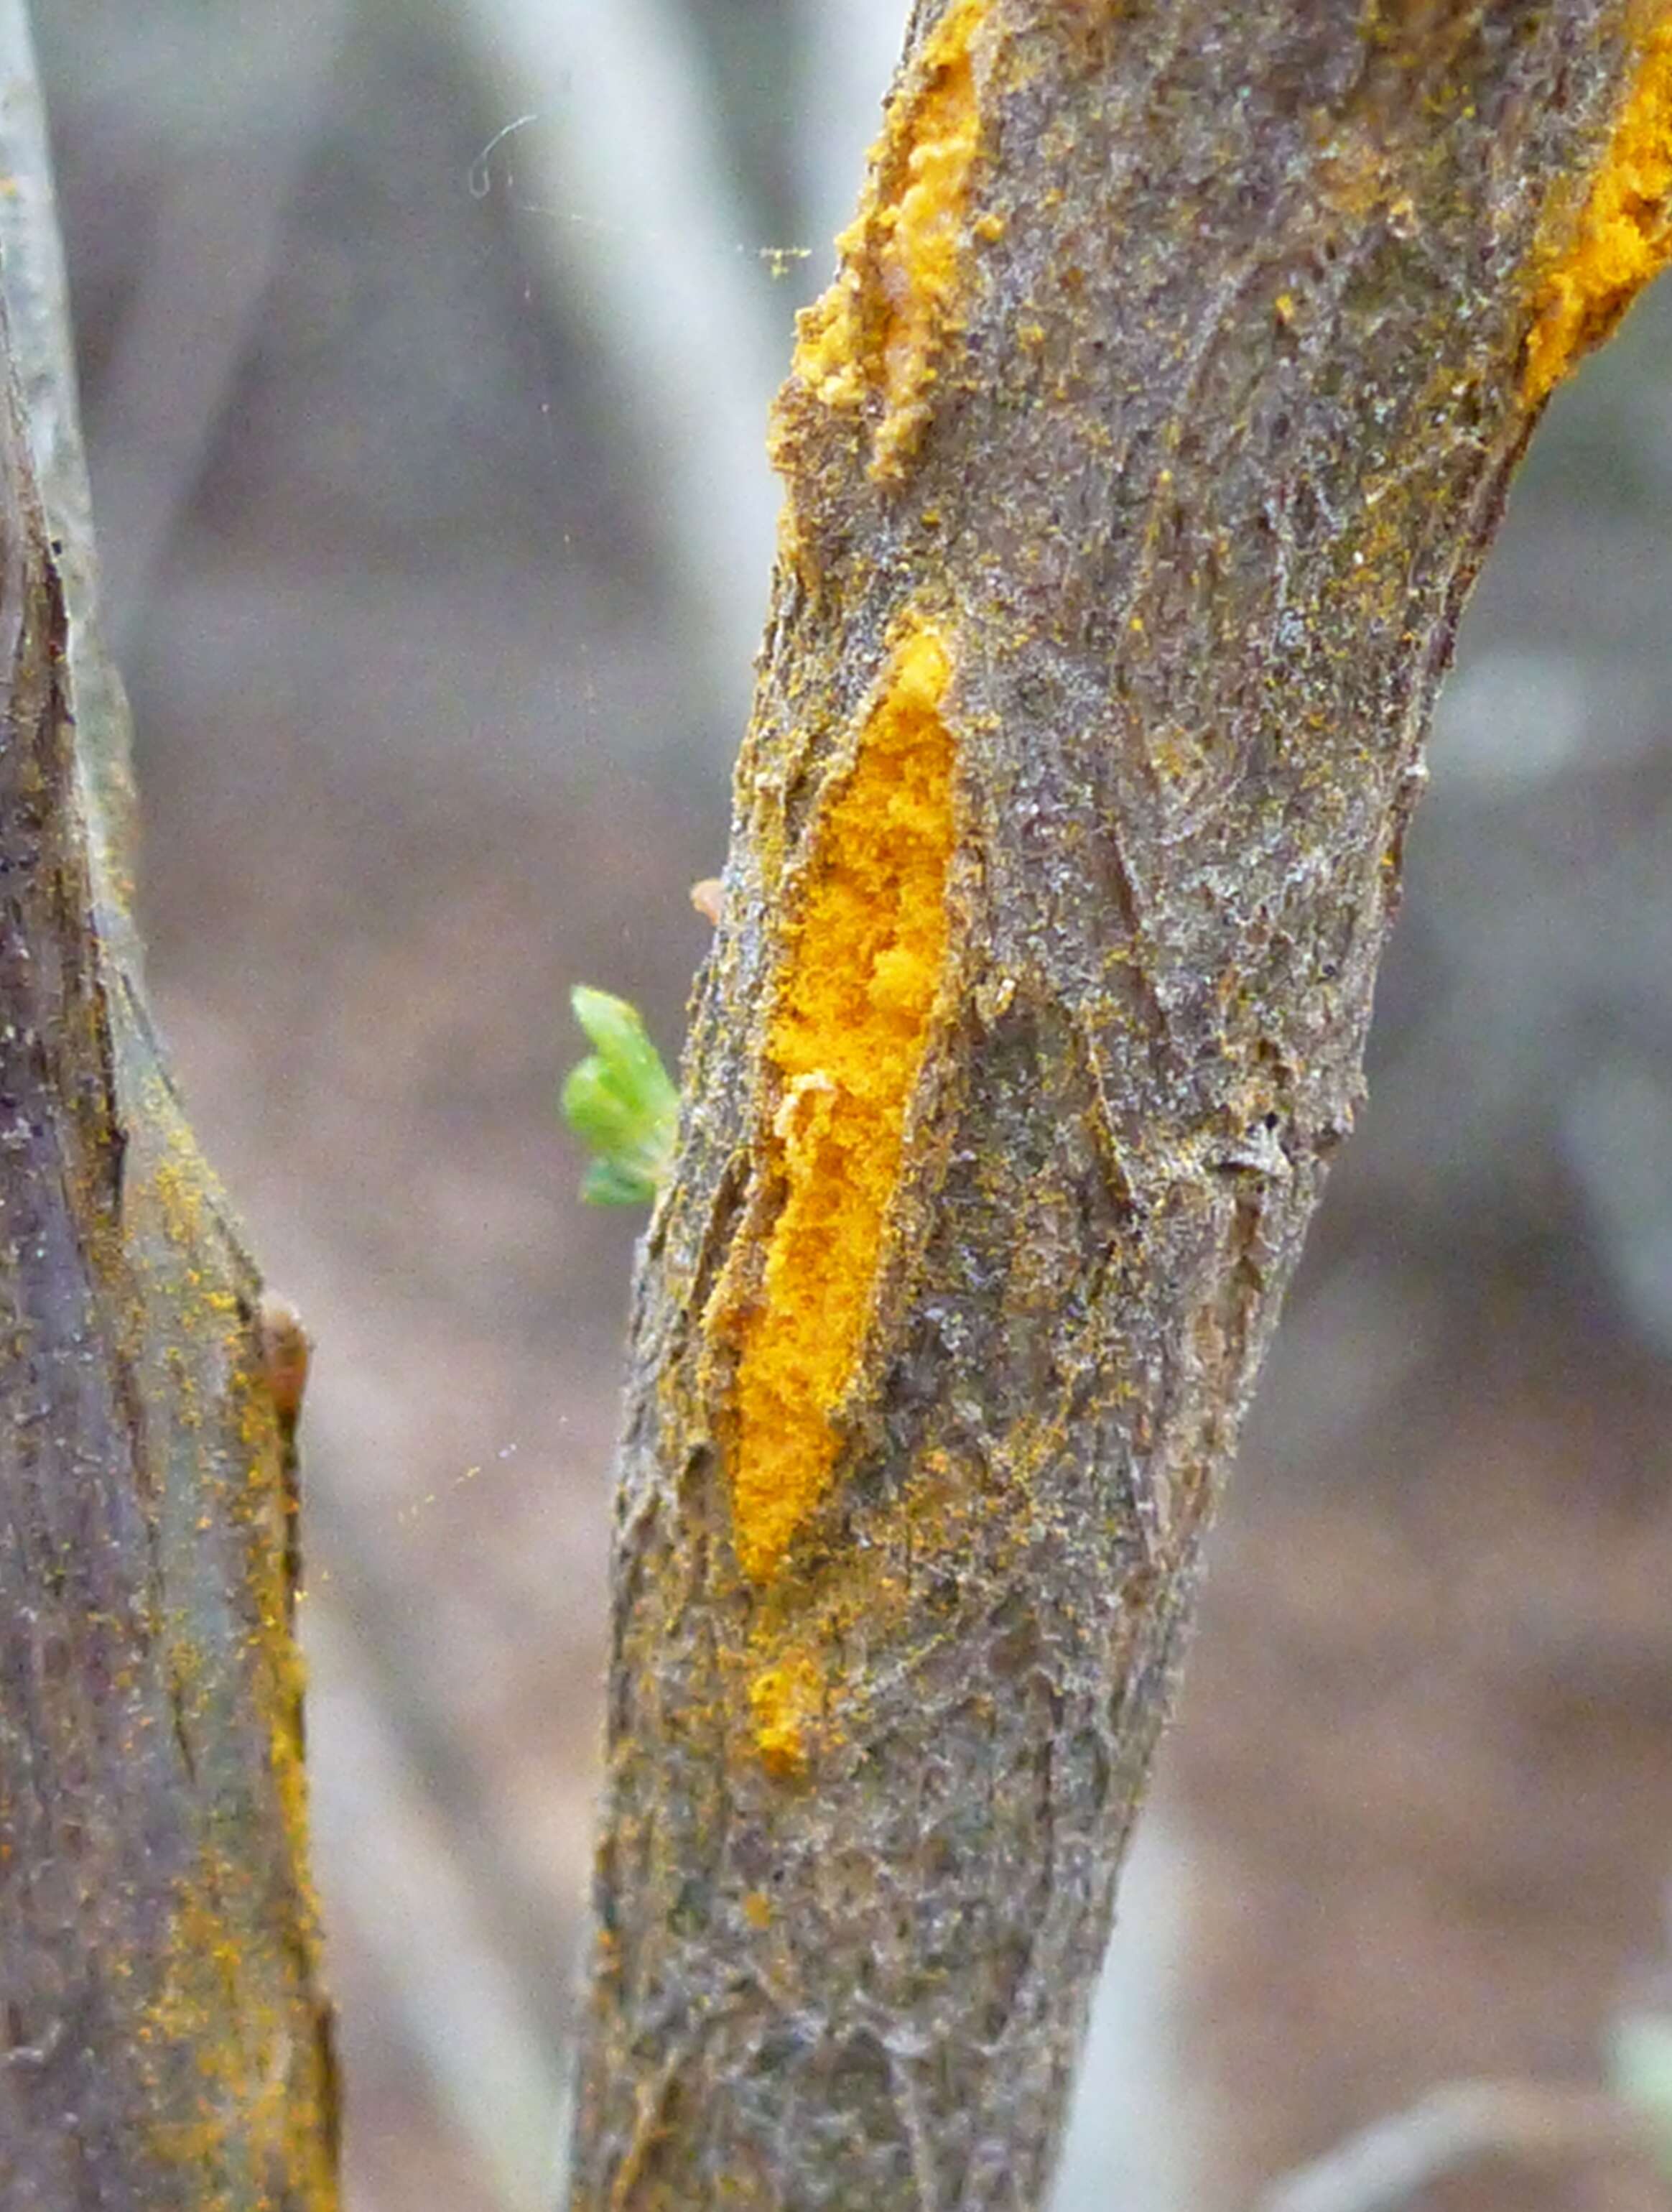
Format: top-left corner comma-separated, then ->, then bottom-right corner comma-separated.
748,1652 -> 825,1777
787,0 -> 989,480
1524,14 -> 1672,402
730,619 -> 957,1583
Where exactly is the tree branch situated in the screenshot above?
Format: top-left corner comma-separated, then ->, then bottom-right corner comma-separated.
568,3 -> 1672,2206
0,8 -> 338,2202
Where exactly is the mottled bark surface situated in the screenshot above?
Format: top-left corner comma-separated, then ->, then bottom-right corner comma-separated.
570,4 -> 1670,2208
0,10 -> 338,2204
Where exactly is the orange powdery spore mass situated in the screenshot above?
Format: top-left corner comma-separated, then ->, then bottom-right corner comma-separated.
789,0 -> 988,480
1524,14 -> 1672,403
748,1652 -> 825,1776
730,621 -> 957,1583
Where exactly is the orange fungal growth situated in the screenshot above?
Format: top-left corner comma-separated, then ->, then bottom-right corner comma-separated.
748,1652 -> 825,1776
729,619 -> 957,1582
786,0 -> 990,480
1524,14 -> 1672,402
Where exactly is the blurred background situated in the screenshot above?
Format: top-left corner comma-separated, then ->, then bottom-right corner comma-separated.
30,3 -> 1672,2206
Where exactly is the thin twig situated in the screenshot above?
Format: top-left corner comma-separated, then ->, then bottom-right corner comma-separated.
440,0 -> 786,729
303,1419 -> 578,2063
791,0 -> 902,261
1250,2078 -> 1655,2212
306,1600 -> 568,2212
79,1 -> 354,662
0,0 -> 136,895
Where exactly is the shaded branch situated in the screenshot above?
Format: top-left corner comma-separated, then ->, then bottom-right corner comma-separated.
0,9 -> 338,2203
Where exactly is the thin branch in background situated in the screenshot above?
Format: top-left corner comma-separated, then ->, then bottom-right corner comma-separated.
304,1409 -> 582,2049
0,0 -> 90,519
440,0 -> 787,734
0,0 -> 136,888
791,0 -> 904,267
1249,2080 -> 1658,2212
307,1599 -> 567,2212
1050,1818 -> 1205,2212
81,1 -> 353,663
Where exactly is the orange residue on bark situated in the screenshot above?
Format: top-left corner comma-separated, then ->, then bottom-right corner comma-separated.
748,1651 -> 825,1776
1524,11 -> 1672,402
727,619 -> 957,1585
785,0 -> 991,481
141,1345 -> 333,2191
143,1838 -> 335,2203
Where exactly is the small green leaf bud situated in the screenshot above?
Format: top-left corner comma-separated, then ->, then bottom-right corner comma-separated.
561,986 -> 679,1206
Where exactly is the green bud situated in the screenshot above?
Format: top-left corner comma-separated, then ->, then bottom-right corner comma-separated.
562,986 -> 679,1206
580,1155 -> 662,1207
561,1055 -> 642,1159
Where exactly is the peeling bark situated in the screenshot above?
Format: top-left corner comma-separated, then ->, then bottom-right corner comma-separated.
569,5 -> 1672,2208
0,10 -> 338,2203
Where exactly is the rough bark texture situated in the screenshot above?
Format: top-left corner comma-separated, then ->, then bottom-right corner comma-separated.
570,4 -> 1672,2208
0,10 -> 338,2204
